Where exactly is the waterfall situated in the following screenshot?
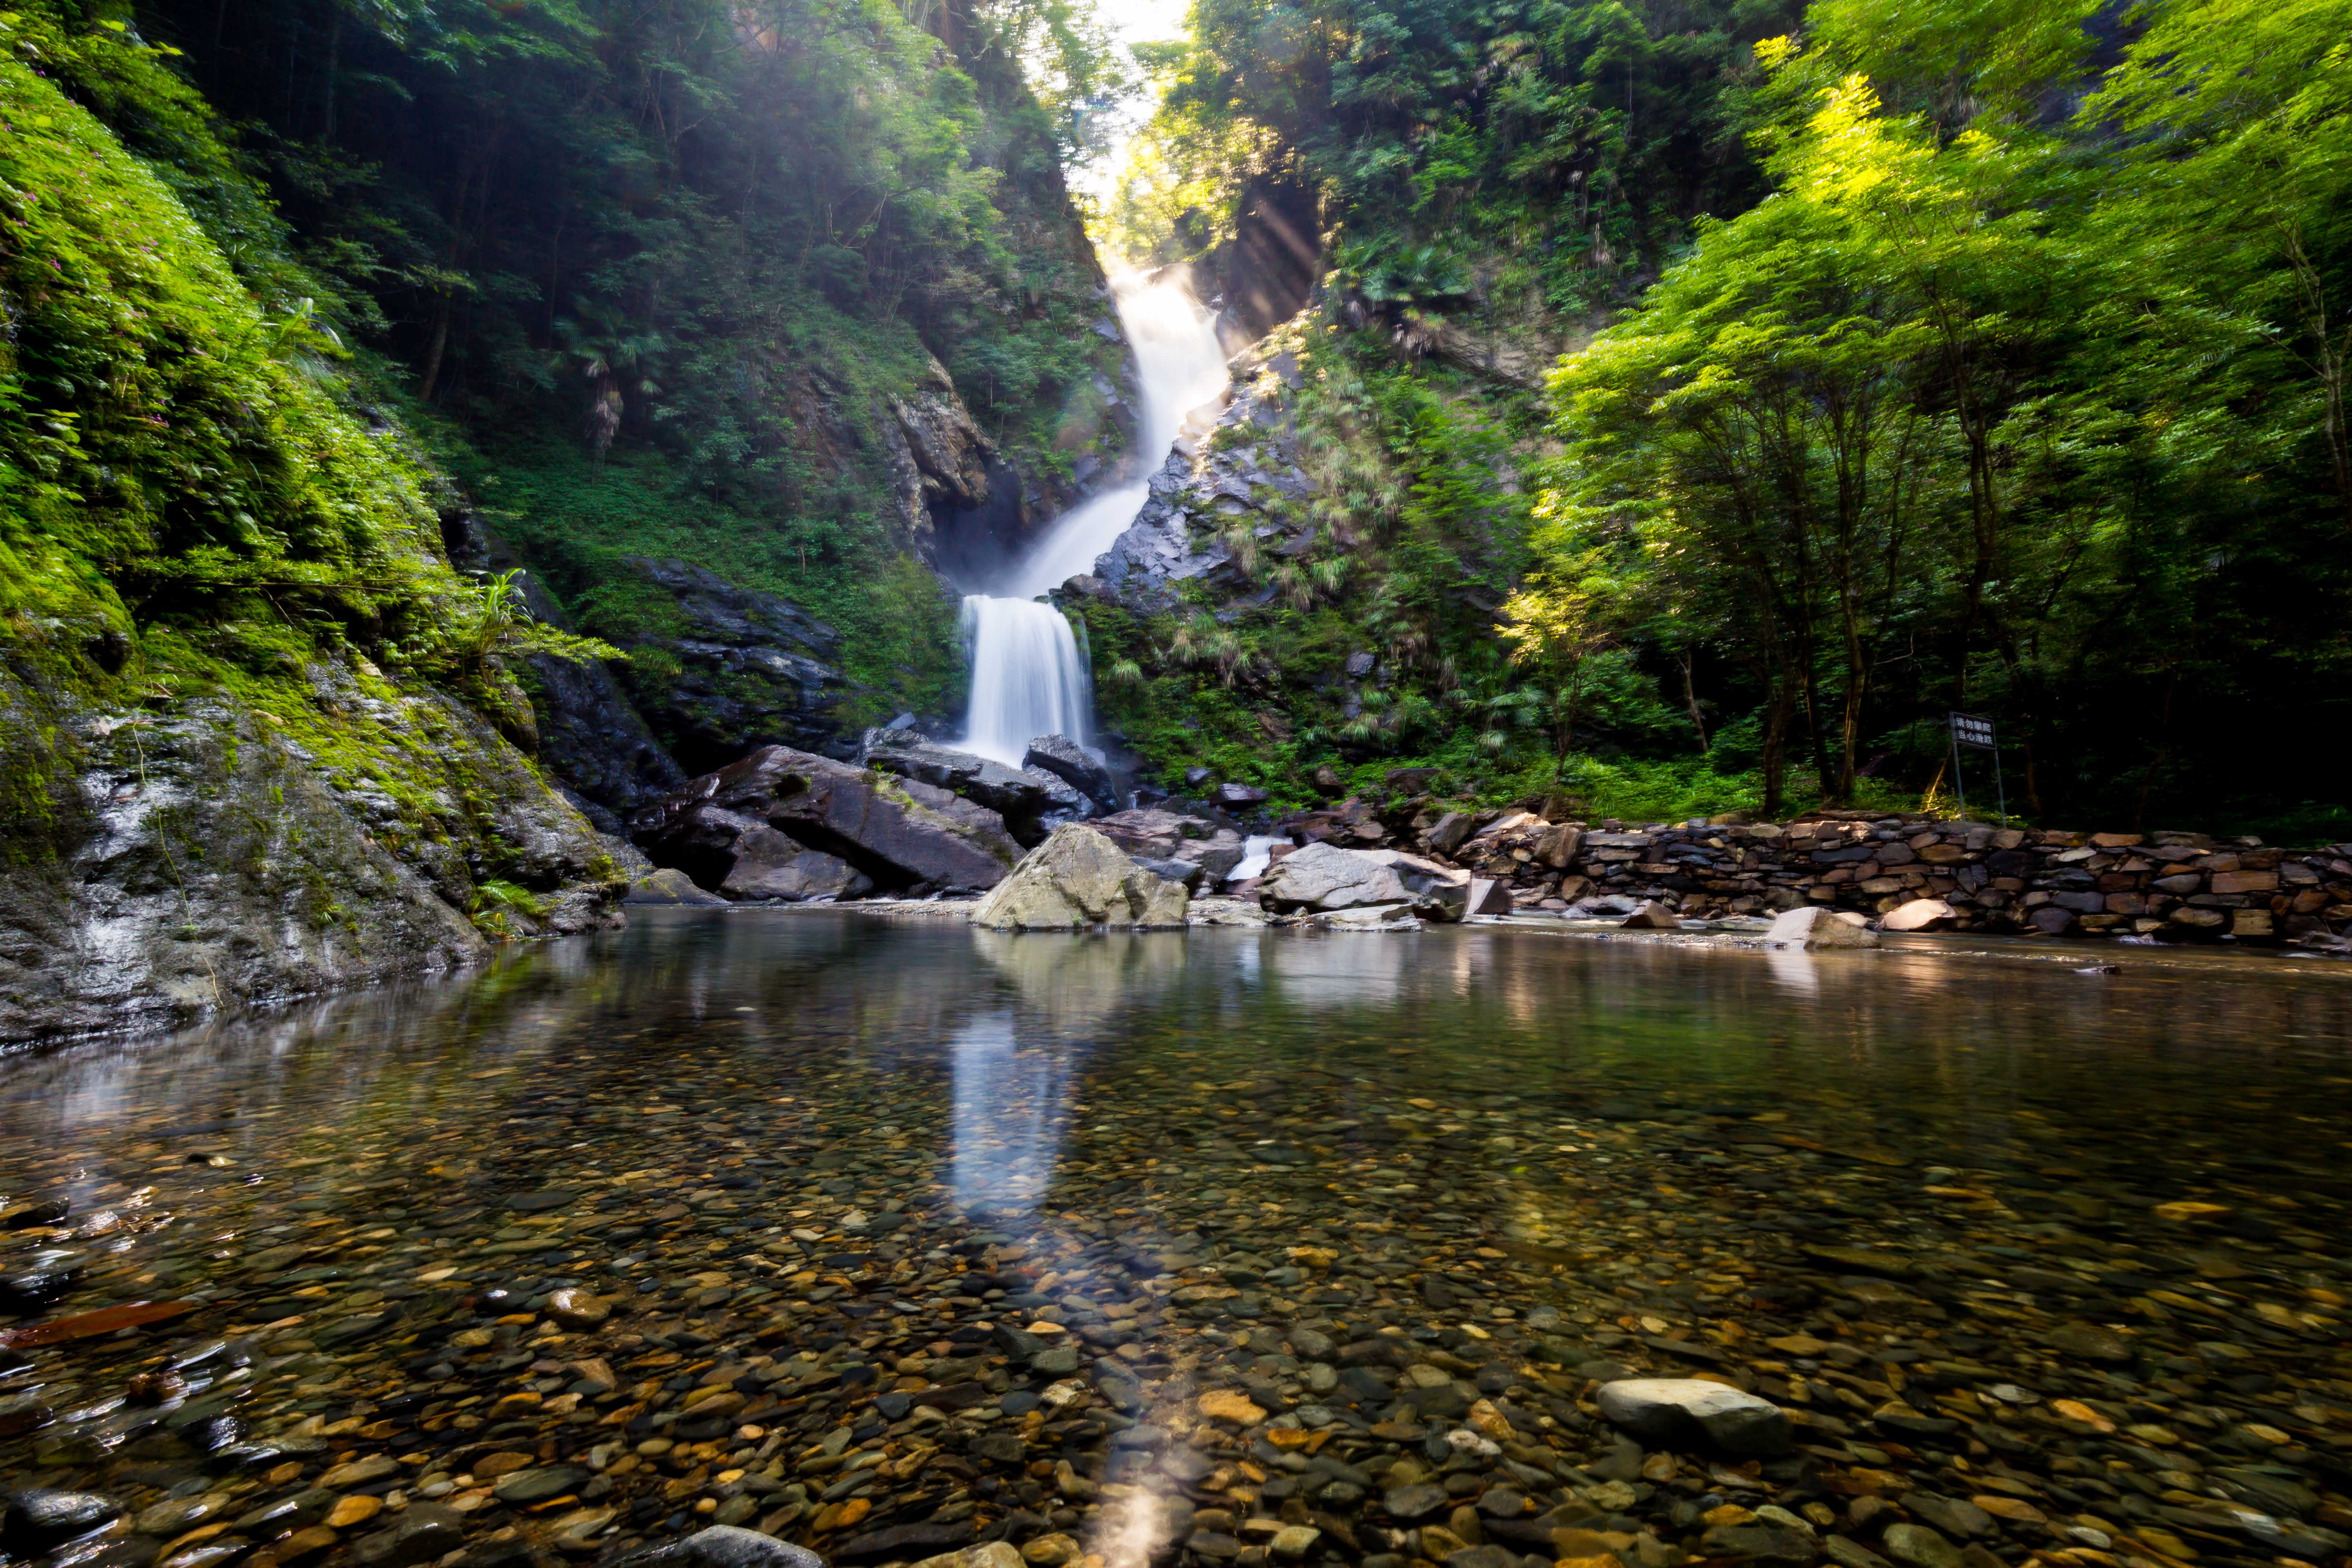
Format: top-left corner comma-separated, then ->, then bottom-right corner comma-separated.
957,268 -> 1227,766
959,597 -> 1093,766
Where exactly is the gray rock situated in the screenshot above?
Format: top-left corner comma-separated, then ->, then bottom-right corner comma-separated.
351,1506 -> 466,1568
860,732 -> 1088,846
626,867 -> 730,906
715,828 -> 873,902
491,1466 -> 587,1504
1767,905 -> 1880,949
1701,1525 -> 1818,1567
1259,842 -> 1470,920
1465,879 -> 1514,917
1900,1497 -> 1992,1541
1596,1378 -> 1792,1457
0,668 -> 623,1049
1823,1538 -> 1893,1568
1425,812 -> 1475,856
971,826 -> 1189,930
1212,782 -> 1269,811
616,1523 -> 828,1568
1383,1483 -> 1450,1519
1621,900 -> 1680,929
1022,735 -> 1120,811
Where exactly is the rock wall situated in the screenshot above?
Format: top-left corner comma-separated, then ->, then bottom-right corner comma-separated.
1421,807 -> 2352,945
0,659 -> 626,1048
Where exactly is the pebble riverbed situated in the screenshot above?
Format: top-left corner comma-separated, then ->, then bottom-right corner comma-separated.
5,913 -> 2352,1568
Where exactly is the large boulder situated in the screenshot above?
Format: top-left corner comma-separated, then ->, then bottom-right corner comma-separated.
1173,829 -> 1247,884
1768,905 -> 1880,949
632,747 -> 1019,897
858,730 -> 1087,846
971,826 -> 1190,930
1258,842 -> 1471,921
1022,734 -> 1120,812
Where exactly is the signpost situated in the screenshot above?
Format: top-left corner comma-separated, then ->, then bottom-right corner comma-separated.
1947,712 -> 2007,826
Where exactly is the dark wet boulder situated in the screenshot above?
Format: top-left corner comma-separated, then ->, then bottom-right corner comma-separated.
2,1489 -> 122,1552
858,731 -> 1087,846
633,746 -> 1019,896
1023,733 -> 1120,811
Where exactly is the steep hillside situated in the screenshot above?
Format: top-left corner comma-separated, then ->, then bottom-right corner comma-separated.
0,0 -> 1140,1038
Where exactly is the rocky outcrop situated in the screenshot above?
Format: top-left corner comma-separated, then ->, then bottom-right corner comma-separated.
631,746 -> 1019,898
0,662 -> 625,1047
1076,344 -> 1315,617
856,730 -> 1087,847
970,825 -> 1189,931
608,559 -> 856,772
439,523 -> 688,831
1256,842 -> 1470,921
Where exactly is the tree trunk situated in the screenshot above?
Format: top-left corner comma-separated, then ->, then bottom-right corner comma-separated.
1677,650 -> 1708,751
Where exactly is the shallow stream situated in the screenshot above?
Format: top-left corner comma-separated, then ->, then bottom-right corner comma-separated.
4,917 -> 2351,1568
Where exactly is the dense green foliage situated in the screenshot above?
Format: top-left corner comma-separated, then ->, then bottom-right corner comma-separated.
1116,0 -> 1801,315
1536,0 -> 2352,833
9,0 -> 1137,742
1108,0 -> 2352,838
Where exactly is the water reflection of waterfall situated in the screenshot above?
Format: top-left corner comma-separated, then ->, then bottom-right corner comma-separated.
957,269 -> 1228,762
949,1010 -> 1076,1215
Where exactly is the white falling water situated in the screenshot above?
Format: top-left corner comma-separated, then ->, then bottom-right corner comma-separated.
956,268 -> 1228,766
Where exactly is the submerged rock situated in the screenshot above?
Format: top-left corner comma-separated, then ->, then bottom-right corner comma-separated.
1596,1378 -> 1793,1457
632,746 -> 1018,897
615,1528 -> 823,1568
970,825 -> 1189,930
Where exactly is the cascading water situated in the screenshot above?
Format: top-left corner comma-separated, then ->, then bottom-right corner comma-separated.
955,270 -> 1228,766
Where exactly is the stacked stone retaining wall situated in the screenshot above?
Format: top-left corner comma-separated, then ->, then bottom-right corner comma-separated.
1429,810 -> 2352,943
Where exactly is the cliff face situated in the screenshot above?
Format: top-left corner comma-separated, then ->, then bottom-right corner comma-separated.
0,659 -> 623,1047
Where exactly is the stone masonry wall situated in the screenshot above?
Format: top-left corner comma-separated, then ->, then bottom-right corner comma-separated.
1438,810 -> 2352,943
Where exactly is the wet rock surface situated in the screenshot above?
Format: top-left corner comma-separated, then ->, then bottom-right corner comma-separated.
608,561 -> 856,775
4,917 -> 2352,1568
857,735 -> 1090,849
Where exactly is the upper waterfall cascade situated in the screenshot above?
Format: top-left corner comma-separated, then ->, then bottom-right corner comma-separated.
955,271 -> 1229,767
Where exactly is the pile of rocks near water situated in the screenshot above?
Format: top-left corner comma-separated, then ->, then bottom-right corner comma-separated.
1183,782 -> 2352,949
